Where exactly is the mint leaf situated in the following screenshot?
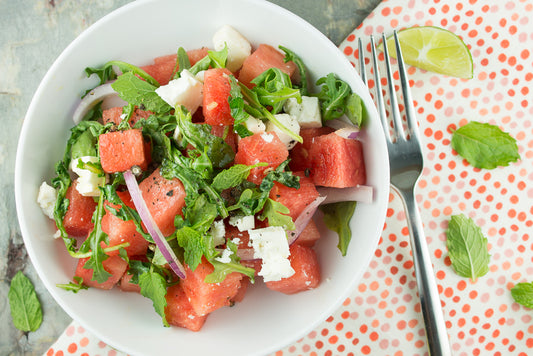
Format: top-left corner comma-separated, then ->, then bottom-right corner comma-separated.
139,270 -> 169,327
176,226 -> 205,271
451,121 -> 520,169
111,72 -> 173,114
8,271 -> 43,332
511,282 -> 533,309
446,214 -> 490,282
212,163 -> 266,192
319,201 -> 356,256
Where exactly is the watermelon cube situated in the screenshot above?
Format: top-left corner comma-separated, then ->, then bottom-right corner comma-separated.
100,191 -> 149,257
289,127 -> 334,172
102,106 -> 153,127
74,255 -> 128,290
238,44 -> 297,88
62,180 -> 97,237
141,47 -> 210,86
265,243 -> 320,294
234,132 -> 289,185
99,129 -> 148,173
308,133 -> 366,188
210,124 -> 237,153
202,68 -> 234,126
138,168 -> 186,237
269,171 -> 319,221
118,271 -> 141,293
165,283 -> 208,332
180,258 -> 244,316
294,219 -> 321,247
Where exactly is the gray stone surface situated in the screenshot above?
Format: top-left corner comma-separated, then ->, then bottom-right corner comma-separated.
0,0 -> 380,354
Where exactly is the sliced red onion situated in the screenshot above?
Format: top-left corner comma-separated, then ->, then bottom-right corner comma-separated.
317,185 -> 374,205
123,170 -> 186,279
235,248 -> 256,261
334,127 -> 360,139
72,83 -> 117,124
324,119 -> 360,139
287,196 -> 326,245
325,118 -> 356,130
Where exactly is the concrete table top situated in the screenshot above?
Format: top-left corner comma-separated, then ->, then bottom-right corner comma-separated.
0,0 -> 380,354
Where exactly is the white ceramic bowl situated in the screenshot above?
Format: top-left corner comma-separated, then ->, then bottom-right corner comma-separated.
15,0 -> 389,355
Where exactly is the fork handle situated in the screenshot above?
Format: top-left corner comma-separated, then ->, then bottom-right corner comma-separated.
396,187 -> 452,356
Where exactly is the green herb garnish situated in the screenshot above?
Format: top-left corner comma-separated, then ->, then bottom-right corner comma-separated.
445,214 -> 490,282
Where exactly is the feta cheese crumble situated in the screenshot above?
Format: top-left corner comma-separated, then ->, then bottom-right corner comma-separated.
37,182 -> 57,219
212,25 -> 252,72
215,247 -> 234,264
210,220 -> 226,247
283,96 -> 322,129
249,226 -> 295,282
229,215 -> 255,232
243,116 -> 266,135
70,156 -> 105,197
155,69 -> 203,113
265,113 -> 301,150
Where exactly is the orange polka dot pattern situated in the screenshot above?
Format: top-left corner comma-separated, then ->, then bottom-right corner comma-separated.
45,0 -> 533,355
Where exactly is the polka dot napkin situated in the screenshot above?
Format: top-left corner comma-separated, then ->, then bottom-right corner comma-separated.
45,0 -> 533,355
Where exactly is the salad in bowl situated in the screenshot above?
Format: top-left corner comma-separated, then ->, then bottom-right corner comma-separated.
15,0 -> 388,355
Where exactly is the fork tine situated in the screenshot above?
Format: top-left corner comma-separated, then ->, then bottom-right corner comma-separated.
380,33 -> 406,141
357,38 -> 367,85
369,35 -> 392,142
393,30 -> 420,141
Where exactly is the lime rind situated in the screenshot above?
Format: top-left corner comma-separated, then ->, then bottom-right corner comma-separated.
379,26 -> 474,79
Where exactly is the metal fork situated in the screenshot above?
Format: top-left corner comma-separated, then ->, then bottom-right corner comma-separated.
358,32 -> 452,356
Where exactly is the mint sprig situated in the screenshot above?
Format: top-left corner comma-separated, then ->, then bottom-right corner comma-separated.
451,121 -> 520,169
445,214 -> 490,282
8,271 -> 43,332
511,282 -> 533,309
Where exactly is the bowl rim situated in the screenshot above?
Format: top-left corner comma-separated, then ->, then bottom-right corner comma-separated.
14,0 -> 389,355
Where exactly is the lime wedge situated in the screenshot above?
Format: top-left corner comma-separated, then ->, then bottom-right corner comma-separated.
380,26 -> 473,79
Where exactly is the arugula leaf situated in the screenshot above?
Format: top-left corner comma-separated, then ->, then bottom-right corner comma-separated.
174,47 -> 191,79
279,45 -> 308,95
227,75 -> 253,138
315,73 -> 364,125
86,60 -> 159,87
451,121 -> 520,169
345,92 -> 364,127
74,190 -> 113,283
111,72 -> 173,114
259,198 -> 295,231
135,114 -> 176,164
139,269 -> 169,327
239,82 -> 303,143
188,45 -> 228,75
445,214 -> 490,282
101,182 -> 152,242
56,276 -> 89,293
511,282 -> 533,309
8,271 -> 43,332
205,240 -> 255,283
251,68 -> 301,114
174,106 -> 234,170
52,160 -> 73,243
319,201 -> 357,256
161,153 -> 228,218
